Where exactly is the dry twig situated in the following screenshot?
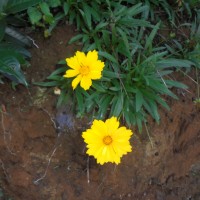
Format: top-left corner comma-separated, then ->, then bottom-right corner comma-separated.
33,145 -> 59,185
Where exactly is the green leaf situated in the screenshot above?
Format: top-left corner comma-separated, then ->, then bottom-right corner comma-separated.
57,90 -> 70,107
95,22 -> 108,32
6,0 -> 42,14
92,82 -> 106,92
144,22 -> 160,50
103,70 -> 116,79
98,95 -> 112,118
33,81 -> 58,87
136,115 -> 143,133
0,43 -> 31,58
98,51 -> 118,64
0,56 -> 27,86
127,3 -> 148,16
82,3 -> 91,29
135,89 -> 143,112
111,93 -> 123,117
68,34 -> 83,44
63,2 -> 70,15
43,14 -> 54,24
155,96 -> 170,111
93,35 -> 101,50
156,59 -> 194,69
47,67 -> 66,79
90,2 -> 101,22
75,88 -> 85,114
40,2 -> 52,17
117,27 -> 131,58
47,0 -> 61,8
165,80 -> 188,89
102,30 -> 110,46
143,98 -> 160,122
27,7 -> 42,24
142,51 -> 168,65
109,86 -> 121,91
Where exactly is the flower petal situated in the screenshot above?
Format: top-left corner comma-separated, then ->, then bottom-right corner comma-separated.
113,127 -> 133,142
89,60 -> 105,72
64,69 -> 79,78
91,120 -> 107,136
86,50 -> 98,63
89,70 -> 102,80
72,74 -> 82,90
80,76 -> 92,90
105,117 -> 119,135
76,51 -> 87,65
66,57 -> 80,70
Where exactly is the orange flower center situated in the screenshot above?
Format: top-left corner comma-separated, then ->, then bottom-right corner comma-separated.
80,64 -> 90,76
103,135 -> 113,145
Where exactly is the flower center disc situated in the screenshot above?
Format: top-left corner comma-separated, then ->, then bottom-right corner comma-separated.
80,65 -> 89,76
103,135 -> 113,145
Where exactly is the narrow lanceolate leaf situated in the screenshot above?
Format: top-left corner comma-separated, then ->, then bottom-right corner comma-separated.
165,80 -> 188,89
6,0 -> 42,14
75,88 -> 85,114
156,59 -> 194,69
111,93 -> 123,117
98,51 -> 118,64
98,95 -> 112,118
63,2 -> 70,15
92,82 -> 106,92
94,22 -> 108,32
47,67 -> 66,79
155,96 -> 170,111
135,89 -> 143,112
68,34 -> 83,44
82,3 -> 92,29
145,22 -> 160,50
33,81 -> 59,87
143,99 -> 160,122
127,3 -> 148,16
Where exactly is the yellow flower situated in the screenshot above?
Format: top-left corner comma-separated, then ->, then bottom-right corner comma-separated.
64,50 -> 105,90
82,117 -> 133,165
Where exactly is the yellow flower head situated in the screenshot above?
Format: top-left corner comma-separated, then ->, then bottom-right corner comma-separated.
82,117 -> 133,165
64,50 -> 105,90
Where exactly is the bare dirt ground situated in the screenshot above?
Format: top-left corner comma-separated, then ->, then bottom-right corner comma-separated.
0,25 -> 200,200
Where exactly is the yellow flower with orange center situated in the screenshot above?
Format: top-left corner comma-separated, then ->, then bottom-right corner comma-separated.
82,117 -> 133,165
63,50 -> 105,90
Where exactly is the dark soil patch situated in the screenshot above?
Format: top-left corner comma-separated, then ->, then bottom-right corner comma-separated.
0,25 -> 200,200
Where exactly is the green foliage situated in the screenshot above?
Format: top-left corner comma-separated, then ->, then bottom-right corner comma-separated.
39,1 -> 197,131
0,43 -> 30,86
130,0 -> 200,24
27,0 -> 64,37
0,0 -> 41,41
0,0 -> 40,85
63,0 -> 102,30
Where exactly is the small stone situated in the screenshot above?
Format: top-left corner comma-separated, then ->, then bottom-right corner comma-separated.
127,193 -> 132,198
